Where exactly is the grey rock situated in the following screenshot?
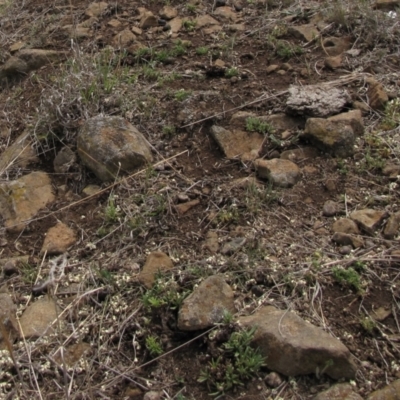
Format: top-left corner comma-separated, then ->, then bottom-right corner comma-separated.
332,218 -> 360,235
178,275 -> 235,331
77,115 -> 153,182
350,209 -> 388,235
265,371 -> 283,388
238,306 -> 357,379
53,146 -> 77,174
286,85 -> 350,118
255,158 -> 300,187
323,200 -> 339,217
313,383 -> 363,400
221,237 -> 246,255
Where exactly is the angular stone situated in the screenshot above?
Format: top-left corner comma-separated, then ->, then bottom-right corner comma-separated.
85,1 -> 108,17
113,29 -> 136,48
328,110 -> 364,136
322,37 -> 352,56
175,199 -> 200,215
304,118 -> 356,158
77,115 -> 153,182
205,231 -> 219,253
367,79 -> 389,110
0,172 -> 55,232
280,147 -> 319,162
19,298 -> 60,338
255,158 -> 300,188
350,209 -> 387,235
140,12 -> 158,29
213,6 -> 237,22
332,232 -> 364,248
210,125 -> 263,161
82,184 -> 102,197
160,6 -> 177,20
289,24 -> 319,42
238,306 -> 357,379
41,222 -> 77,255
169,17 -> 182,33
178,275 -> 235,331
332,218 -> 360,235
367,379 -> 400,400
313,383 -> 363,400
195,14 -> 219,28
138,252 -> 174,288
324,54 -> 343,69
384,212 -> 400,239
323,200 -> 339,217
286,85 -> 350,118
53,146 -> 77,174
107,19 -> 121,28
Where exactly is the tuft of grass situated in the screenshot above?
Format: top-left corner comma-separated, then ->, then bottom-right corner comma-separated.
145,335 -> 163,357
225,67 -> 239,78
162,125 -> 176,138
104,195 -> 120,223
182,19 -> 197,31
245,117 -> 274,135
332,267 -> 364,293
174,89 -> 192,102
196,46 -> 209,56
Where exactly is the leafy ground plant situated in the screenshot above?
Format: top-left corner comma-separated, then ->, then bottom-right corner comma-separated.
332,266 -> 364,294
245,117 -> 274,135
198,327 -> 265,398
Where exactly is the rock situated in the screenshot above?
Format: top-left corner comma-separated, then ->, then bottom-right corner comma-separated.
367,79 -> 389,110
0,256 -> 29,276
77,115 -> 153,182
383,163 -> 400,179
19,298 -> 60,338
160,6 -> 177,20
350,209 -> 387,235
213,6 -> 238,22
195,14 -> 219,28
266,64 -> 279,74
286,85 -> 351,118
210,125 -> 263,161
372,306 -> 392,322
303,117 -> 356,158
383,212 -> 400,239
0,291 -> 18,350
9,41 -> 26,53
82,184 -> 102,197
289,24 -> 319,42
205,231 -> 219,253
140,11 -> 158,29
41,222 -> 77,255
0,131 -> 38,173
325,178 -> 337,192
313,383 -> 363,400
54,342 -> 91,367
324,55 -> 343,69
85,1 -> 108,17
322,37 -> 352,56
175,199 -> 200,215
264,113 -> 302,134
221,237 -> 246,255
113,29 -> 136,48
169,17 -> 182,33
138,252 -> 174,289
143,391 -> 162,400
328,110 -> 364,136
339,246 -> 352,255
265,372 -> 283,388
53,146 -> 77,174
107,19 -> 121,28
332,232 -> 364,248
332,218 -> 360,235
374,0 -> 400,10
367,379 -> 400,400
0,171 -> 55,232
178,275 -> 236,331
63,25 -> 91,39
280,147 -> 319,162
255,158 -> 300,188
238,306 -> 357,379
0,49 -> 65,80
323,200 -> 339,217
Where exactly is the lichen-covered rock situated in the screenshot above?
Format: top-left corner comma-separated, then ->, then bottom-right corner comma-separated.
77,115 -> 153,182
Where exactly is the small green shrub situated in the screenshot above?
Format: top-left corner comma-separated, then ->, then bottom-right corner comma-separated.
332,267 -> 364,293
174,89 -> 191,101
196,46 -> 209,56
145,335 -> 163,357
245,117 -> 274,135
225,67 -> 239,78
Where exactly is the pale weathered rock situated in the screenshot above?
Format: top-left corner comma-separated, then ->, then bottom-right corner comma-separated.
221,237 -> 246,255
350,209 -> 387,235
323,200 -> 339,217
266,64 -> 279,74
332,218 -> 360,235
169,17 -> 182,33
160,6 -> 177,20
138,252 -> 174,288
322,37 -> 352,56
113,29 -> 136,48
332,232 -> 364,248
303,117 -> 356,158
383,212 -> 400,239
205,231 -> 219,253
289,24 -> 319,42
0,172 -> 55,232
85,1 -> 108,17
367,79 -> 389,110
107,18 -> 121,28
0,131 -> 38,173
210,125 -> 263,161
41,222 -> 77,255
255,158 -> 300,188
178,275 -> 235,331
0,291 -> 18,349
328,110 -> 364,136
19,298 -> 60,338
53,146 -> 77,174
324,55 -> 343,69
213,6 -> 237,22
313,383 -> 363,400
143,391 -> 162,400
367,379 -> 400,400
140,11 -> 158,29
280,147 -> 319,162
77,115 -> 153,182
286,85 -> 350,117
238,306 -> 357,379
175,199 -> 200,215
265,372 -> 283,388
196,14 -> 219,28
82,184 -> 102,197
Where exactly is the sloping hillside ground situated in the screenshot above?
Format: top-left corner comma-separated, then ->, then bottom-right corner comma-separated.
1,0 -> 400,398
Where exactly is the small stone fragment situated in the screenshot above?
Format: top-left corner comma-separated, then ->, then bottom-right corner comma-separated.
138,252 -> 174,289
159,6 -> 177,20
41,222 -> 77,255
332,218 -> 360,235
288,24 -> 319,42
255,158 -> 300,188
313,383 -> 363,400
175,199 -> 200,215
265,372 -> 283,388
367,79 -> 389,110
221,237 -> 246,255
383,212 -> 400,239
372,307 -> 392,322
205,231 -> 219,253
323,200 -> 339,217
350,209 -> 388,235
332,232 -> 364,248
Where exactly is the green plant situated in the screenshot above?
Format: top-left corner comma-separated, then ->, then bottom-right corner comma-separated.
196,46 -> 209,56
172,41 -> 188,56
245,117 -> 274,135
174,89 -> 192,101
104,195 -> 120,223
186,3 -> 197,13
182,19 -> 196,31
275,41 -> 304,59
142,65 -> 160,81
360,315 -> 377,334
225,67 -> 239,78
217,206 -> 239,225
162,125 -> 176,138
145,335 -> 163,357
198,327 -> 264,397
332,267 -> 364,293
381,98 -> 400,130
244,181 -> 278,216
337,159 -> 348,175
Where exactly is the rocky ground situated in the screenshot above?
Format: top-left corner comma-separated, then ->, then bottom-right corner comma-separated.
1,0 -> 400,399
